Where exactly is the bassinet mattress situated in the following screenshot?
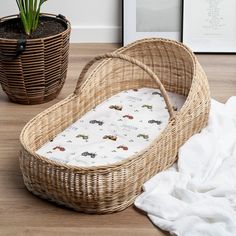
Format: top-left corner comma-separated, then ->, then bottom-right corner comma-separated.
36,88 -> 186,167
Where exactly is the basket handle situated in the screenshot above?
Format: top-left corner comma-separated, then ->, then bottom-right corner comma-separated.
74,53 -> 175,119
0,38 -> 26,61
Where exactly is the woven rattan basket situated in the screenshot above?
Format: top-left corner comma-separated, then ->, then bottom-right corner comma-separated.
0,13 -> 71,105
20,38 -> 210,213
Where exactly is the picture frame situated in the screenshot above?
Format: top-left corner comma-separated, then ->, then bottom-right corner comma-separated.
122,0 -> 183,46
182,0 -> 236,53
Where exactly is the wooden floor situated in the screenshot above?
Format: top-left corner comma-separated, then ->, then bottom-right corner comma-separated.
0,44 -> 236,236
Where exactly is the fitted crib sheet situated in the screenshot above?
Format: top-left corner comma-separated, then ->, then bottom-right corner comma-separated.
36,88 -> 186,167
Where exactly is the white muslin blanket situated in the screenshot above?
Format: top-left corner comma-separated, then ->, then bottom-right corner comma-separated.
135,97 -> 236,236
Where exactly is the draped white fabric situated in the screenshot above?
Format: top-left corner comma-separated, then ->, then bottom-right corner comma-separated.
135,97 -> 236,236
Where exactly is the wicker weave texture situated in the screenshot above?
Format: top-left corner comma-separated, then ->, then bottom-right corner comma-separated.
0,14 -> 71,105
19,38 -> 211,213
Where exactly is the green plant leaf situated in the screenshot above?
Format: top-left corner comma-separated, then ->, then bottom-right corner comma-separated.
16,0 -> 47,35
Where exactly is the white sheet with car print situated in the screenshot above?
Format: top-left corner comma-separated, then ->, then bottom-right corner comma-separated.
36,88 -> 186,167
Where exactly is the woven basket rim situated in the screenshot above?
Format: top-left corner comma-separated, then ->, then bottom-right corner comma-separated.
0,13 -> 71,42
20,38 -> 202,172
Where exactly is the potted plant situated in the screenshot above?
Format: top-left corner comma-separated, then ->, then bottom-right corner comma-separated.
0,0 -> 71,104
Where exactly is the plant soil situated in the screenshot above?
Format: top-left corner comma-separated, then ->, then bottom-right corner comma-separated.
0,16 -> 67,39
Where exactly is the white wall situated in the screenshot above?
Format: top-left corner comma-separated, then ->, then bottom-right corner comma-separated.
0,0 -> 122,43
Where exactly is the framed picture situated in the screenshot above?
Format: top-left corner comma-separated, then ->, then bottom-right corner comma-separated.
182,0 -> 236,53
123,0 -> 183,46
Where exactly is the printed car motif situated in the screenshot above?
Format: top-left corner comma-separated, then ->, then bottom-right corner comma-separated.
117,145 -> 128,151
137,134 -> 149,140
89,120 -> 104,126
142,104 -> 153,110
76,134 -> 89,140
81,152 -> 96,158
53,146 -> 65,151
103,135 -> 117,141
109,105 -> 123,111
148,120 -> 162,125
152,91 -> 162,96
123,115 -> 134,120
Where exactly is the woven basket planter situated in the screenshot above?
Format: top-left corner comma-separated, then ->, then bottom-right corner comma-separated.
0,14 -> 71,105
20,38 -> 211,213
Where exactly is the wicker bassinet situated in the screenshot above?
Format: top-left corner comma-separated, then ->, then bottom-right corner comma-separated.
19,38 -> 210,214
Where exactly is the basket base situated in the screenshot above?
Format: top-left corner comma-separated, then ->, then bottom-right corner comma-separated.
7,89 -> 61,105
23,176 -> 138,214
